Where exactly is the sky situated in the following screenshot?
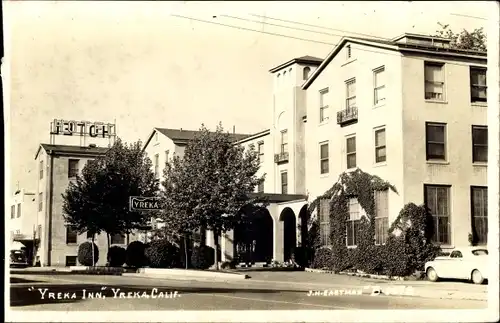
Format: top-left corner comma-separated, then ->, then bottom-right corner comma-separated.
4,1 -> 491,193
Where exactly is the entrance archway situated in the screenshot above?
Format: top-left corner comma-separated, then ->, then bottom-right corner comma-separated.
280,207 -> 297,262
234,206 -> 273,264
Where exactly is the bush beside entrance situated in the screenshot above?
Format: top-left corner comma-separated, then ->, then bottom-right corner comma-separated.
78,242 -> 99,266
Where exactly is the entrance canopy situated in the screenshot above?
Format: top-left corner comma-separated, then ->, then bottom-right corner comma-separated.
248,193 -> 307,204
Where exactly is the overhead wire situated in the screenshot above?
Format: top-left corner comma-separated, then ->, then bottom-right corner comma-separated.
170,14 -> 487,61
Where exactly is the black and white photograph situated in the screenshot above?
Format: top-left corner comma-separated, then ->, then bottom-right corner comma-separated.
3,1 -> 499,322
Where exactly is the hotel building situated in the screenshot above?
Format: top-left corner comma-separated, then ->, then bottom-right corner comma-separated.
11,33 -> 488,266
144,33 -> 488,264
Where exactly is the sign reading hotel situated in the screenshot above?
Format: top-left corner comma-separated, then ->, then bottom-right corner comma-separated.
129,197 -> 163,211
50,119 -> 116,138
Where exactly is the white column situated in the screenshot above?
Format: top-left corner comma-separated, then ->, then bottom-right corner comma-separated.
221,230 -> 234,262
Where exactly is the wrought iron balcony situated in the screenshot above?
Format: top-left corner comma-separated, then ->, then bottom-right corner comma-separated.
337,106 -> 358,126
274,151 -> 289,164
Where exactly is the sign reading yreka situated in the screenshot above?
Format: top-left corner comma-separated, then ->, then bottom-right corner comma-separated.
129,197 -> 163,211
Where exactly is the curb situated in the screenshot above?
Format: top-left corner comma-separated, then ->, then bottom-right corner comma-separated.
130,268 -> 250,281
304,268 -> 405,281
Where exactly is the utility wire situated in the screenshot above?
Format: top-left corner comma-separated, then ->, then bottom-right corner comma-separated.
219,14 -> 348,39
170,14 -> 486,60
170,14 -> 335,45
249,13 -> 393,41
450,13 -> 488,21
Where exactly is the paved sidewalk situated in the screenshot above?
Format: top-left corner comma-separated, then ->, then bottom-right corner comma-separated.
241,270 -> 488,301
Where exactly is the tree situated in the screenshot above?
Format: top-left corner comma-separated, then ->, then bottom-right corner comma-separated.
159,123 -> 266,270
62,138 -> 160,259
435,23 -> 486,52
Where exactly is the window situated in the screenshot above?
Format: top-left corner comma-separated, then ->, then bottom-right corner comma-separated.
319,199 -> 331,246
154,154 -> 159,179
303,66 -> 311,80
424,62 -> 445,100
470,67 -> 487,102
319,142 -> 329,174
424,185 -> 451,244
346,79 -> 356,109
346,136 -> 356,169
347,198 -> 361,247
165,150 -> 170,163
450,250 -> 463,258
374,67 -> 386,105
471,186 -> 488,245
38,193 -> 43,212
111,233 -> 125,245
319,88 -> 329,122
39,160 -> 44,179
257,181 -> 264,193
11,205 -> 15,219
374,128 -> 386,163
257,142 -> 264,163
17,203 -> 21,218
280,130 -> 288,154
155,132 -> 159,142
472,125 -> 488,163
65,256 -> 77,267
281,171 -> 288,194
66,225 -> 78,244
68,159 -> 79,178
426,122 -> 446,160
374,190 -> 389,245
346,44 -> 352,59
87,231 -> 93,239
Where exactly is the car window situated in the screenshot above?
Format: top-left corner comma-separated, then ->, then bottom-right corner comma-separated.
450,251 -> 463,258
472,249 -> 488,256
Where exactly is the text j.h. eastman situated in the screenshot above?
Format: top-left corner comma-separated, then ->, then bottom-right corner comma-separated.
30,287 -> 180,300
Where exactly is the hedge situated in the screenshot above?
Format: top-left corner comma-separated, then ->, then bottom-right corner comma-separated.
78,242 -> 99,266
145,239 -> 181,268
191,245 -> 215,269
107,246 -> 126,267
125,241 -> 147,268
306,169 -> 441,277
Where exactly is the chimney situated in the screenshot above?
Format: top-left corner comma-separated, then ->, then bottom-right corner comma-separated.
233,125 -> 235,134
180,128 -> 183,131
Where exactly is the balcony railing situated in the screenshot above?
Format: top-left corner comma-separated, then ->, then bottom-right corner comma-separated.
337,106 -> 358,126
274,152 -> 289,164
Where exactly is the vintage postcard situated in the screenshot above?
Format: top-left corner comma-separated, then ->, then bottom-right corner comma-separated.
3,1 -> 499,322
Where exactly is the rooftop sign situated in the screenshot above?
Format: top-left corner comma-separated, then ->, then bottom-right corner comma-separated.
50,119 -> 116,138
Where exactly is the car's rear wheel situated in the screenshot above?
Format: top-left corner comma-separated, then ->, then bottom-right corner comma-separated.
471,269 -> 484,284
426,267 -> 439,282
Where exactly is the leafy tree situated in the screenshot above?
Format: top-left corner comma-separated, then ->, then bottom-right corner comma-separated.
62,138 -> 160,257
435,23 -> 486,51
159,123 -> 266,270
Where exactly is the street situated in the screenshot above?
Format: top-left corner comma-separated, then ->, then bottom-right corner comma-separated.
9,271 -> 487,311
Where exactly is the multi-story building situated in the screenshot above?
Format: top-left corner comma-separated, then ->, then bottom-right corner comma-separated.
302,33 -> 487,250
9,188 -> 37,263
144,34 -> 488,265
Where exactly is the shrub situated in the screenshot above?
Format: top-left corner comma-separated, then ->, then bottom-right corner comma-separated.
221,260 -> 237,270
311,248 -> 333,269
145,239 -> 181,268
77,242 -> 99,266
125,241 -> 147,268
191,245 -> 215,270
107,246 -> 126,267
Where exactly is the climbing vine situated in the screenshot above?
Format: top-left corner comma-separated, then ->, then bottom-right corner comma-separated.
307,169 -> 397,272
305,169 -> 440,277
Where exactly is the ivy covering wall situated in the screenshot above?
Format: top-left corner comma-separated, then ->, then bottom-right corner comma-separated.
304,169 -> 440,277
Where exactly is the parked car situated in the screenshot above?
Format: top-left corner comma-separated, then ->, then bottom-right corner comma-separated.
10,249 -> 29,268
425,247 -> 488,284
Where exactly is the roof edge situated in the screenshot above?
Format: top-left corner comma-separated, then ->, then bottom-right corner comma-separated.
269,57 -> 323,74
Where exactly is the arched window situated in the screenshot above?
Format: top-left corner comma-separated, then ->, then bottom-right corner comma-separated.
303,66 -> 311,80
